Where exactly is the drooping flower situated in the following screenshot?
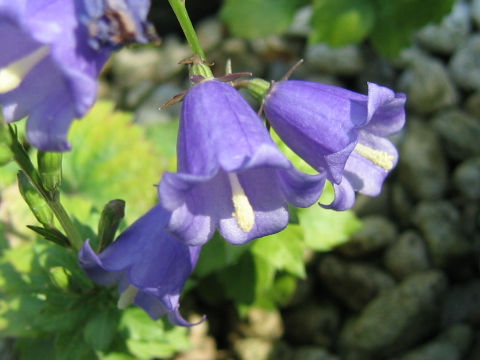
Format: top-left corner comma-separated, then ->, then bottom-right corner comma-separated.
79,204 -> 202,326
0,0 -> 154,151
159,80 -> 325,246
263,80 -> 406,210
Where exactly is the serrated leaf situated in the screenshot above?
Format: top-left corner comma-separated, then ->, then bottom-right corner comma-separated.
221,0 -> 304,39
298,183 -> 362,251
84,309 -> 119,351
371,0 -> 455,57
251,225 -> 306,278
310,0 -> 375,46
62,101 -> 164,222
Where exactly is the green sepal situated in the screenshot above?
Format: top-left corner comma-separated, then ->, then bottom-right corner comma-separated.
37,151 -> 62,191
17,170 -> 54,228
96,199 -> 125,252
191,63 -> 214,79
27,225 -> 70,248
246,78 -> 271,102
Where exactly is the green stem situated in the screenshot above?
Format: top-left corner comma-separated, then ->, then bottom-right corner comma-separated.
168,0 -> 206,60
7,126 -> 83,251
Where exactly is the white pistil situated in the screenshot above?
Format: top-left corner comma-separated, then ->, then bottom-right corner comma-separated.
228,172 -> 255,232
117,285 -> 139,309
0,46 -> 49,94
355,143 -> 394,170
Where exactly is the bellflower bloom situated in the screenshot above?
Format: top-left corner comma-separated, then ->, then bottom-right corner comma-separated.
159,80 -> 325,246
0,0 -> 153,151
263,80 -> 406,210
79,205 -> 202,326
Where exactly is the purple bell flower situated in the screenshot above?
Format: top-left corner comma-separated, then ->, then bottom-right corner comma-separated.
159,80 -> 325,246
264,80 -> 406,210
0,0 -> 153,151
79,205 -> 202,326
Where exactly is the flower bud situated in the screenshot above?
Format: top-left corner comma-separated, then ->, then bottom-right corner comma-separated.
37,151 -> 62,191
17,171 -> 54,228
97,199 -> 125,252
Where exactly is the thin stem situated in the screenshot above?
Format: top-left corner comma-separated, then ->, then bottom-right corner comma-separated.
7,126 -> 83,251
168,0 -> 206,60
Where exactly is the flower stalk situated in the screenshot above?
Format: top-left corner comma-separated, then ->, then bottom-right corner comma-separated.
168,0 -> 207,61
7,125 -> 83,250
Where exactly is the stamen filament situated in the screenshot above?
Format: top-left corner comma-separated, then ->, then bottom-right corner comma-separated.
355,143 -> 394,170
0,46 -> 49,93
117,285 -> 139,309
228,173 -> 255,232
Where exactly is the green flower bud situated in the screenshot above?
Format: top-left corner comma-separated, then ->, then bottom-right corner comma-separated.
37,151 -> 62,191
246,78 -> 271,103
17,171 -> 54,228
97,199 -> 125,252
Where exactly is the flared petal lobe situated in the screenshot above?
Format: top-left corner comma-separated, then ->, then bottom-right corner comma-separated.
0,0 -> 154,151
78,205 -> 202,326
160,80 -> 325,246
263,80 -> 406,210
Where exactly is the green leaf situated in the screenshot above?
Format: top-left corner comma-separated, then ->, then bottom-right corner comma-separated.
144,121 -> 179,172
26,225 -> 69,248
220,0 -> 304,39
61,101 -> 164,222
16,337 -> 56,360
218,252 -> 276,309
251,225 -> 306,278
84,309 -> 120,352
371,0 -> 455,57
55,330 -> 97,360
120,308 -> 190,359
298,183 -> 363,251
310,0 -> 375,46
194,233 -> 250,277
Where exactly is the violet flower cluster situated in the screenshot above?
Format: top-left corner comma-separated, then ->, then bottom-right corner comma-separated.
1,0 -> 405,327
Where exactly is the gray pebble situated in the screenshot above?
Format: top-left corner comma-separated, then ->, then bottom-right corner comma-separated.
284,302 -> 340,347
398,49 -> 458,114
433,110 -> 480,161
449,35 -> 480,90
398,121 -> 448,200
416,1 -> 471,54
337,216 -> 397,257
318,256 -> 396,311
414,201 -> 471,269
304,44 -> 365,75
453,157 -> 480,199
442,280 -> 480,327
383,231 -> 430,280
340,271 -> 447,357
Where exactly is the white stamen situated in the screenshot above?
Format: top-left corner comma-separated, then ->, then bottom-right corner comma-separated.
117,285 -> 139,309
228,173 -> 255,232
355,143 -> 394,170
0,46 -> 49,94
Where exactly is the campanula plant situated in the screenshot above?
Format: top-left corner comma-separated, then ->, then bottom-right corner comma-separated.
159,79 -> 326,246
79,204 -> 202,326
249,78 -> 406,210
0,0 -> 154,151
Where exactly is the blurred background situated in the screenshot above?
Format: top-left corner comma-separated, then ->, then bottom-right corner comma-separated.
2,0 -> 480,359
